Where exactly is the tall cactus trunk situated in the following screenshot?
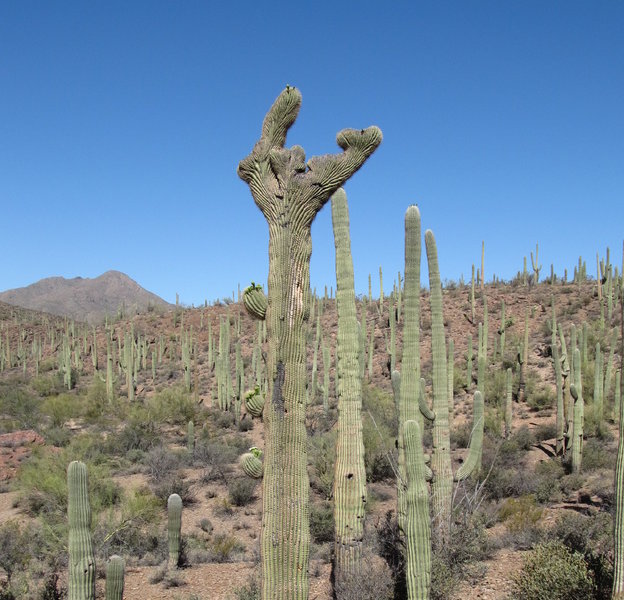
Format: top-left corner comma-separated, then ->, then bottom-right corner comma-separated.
403,420 -> 431,600
331,189 -> 367,596
398,206 -> 422,535
613,267 -> 624,598
237,87 -> 381,599
425,230 -> 452,544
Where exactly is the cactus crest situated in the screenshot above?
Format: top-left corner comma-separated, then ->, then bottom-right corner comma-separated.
240,451 -> 264,478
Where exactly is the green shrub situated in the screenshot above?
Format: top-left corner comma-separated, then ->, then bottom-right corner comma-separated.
582,438 -> 615,471
499,495 -> 542,533
208,533 -> 244,562
228,478 -> 256,507
310,501 -> 334,544
511,541 -> 594,600
308,430 -> 336,499
145,385 -> 198,425
41,393 -> 80,427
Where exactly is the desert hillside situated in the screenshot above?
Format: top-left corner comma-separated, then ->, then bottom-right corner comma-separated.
0,271 -> 621,599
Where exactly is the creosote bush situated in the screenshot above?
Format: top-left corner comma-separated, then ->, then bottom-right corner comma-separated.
511,540 -> 594,600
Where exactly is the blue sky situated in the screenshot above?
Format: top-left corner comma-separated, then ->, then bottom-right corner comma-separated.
1,2 -> 622,305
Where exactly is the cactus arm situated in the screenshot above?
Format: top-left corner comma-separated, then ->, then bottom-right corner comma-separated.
418,377 -> 435,422
454,391 -> 484,481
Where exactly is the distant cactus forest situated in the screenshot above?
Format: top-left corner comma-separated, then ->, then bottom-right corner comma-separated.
1,88 -> 623,600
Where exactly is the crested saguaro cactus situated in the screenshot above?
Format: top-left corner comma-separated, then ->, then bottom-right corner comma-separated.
167,493 -> 182,569
240,447 -> 264,479
67,461 -> 96,600
238,86 -> 381,599
330,188 -> 367,595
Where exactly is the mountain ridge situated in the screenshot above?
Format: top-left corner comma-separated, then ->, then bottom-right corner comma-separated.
0,270 -> 172,324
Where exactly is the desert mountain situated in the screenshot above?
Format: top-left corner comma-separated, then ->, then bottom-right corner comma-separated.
0,270 -> 171,324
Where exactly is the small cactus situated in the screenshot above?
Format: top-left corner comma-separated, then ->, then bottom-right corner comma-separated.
67,461 -> 96,600
105,555 -> 125,600
167,493 -> 182,569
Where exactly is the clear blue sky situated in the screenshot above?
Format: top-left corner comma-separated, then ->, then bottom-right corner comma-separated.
2,2 -> 622,305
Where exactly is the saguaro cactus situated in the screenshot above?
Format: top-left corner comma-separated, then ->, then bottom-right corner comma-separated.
238,86 -> 381,599
397,206 -> 422,534
426,230 -> 483,544
67,461 -> 96,600
105,555 -> 125,600
241,448 -> 264,479
570,348 -> 584,473
331,188 -> 367,594
167,493 -> 182,569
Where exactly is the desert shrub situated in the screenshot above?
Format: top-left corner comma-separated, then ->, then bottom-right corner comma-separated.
31,375 -> 63,398
582,438 -> 615,471
450,421 -> 471,449
511,541 -> 594,600
533,422 -> 557,442
231,575 -> 260,600
484,368 -> 508,406
150,473 -> 195,505
361,385 -> 396,483
0,520 -> 34,582
145,385 -> 198,425
310,501 -> 334,544
526,385 -> 555,412
82,377 -> 111,422
228,478 -> 257,507
18,446 -> 120,521
308,430 -> 336,499
143,445 -> 187,479
195,438 -> 247,484
207,533 -> 244,562
533,459 -> 565,503
199,518 -> 213,534
499,495 -> 543,533
108,414 -> 160,454
41,394 -> 80,428
238,417 -> 254,432
549,511 -> 613,599
0,383 -> 40,429
333,552 -> 394,600
95,487 -> 162,559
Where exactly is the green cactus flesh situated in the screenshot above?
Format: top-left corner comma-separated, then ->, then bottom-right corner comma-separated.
167,493 -> 182,569
105,555 -> 125,600
67,461 -> 96,600
241,452 -> 264,479
243,283 -> 267,320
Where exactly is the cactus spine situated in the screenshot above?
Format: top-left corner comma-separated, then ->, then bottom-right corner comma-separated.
330,189 -> 366,593
105,555 -> 125,600
237,86 -> 381,598
67,461 -> 96,600
167,493 -> 182,569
